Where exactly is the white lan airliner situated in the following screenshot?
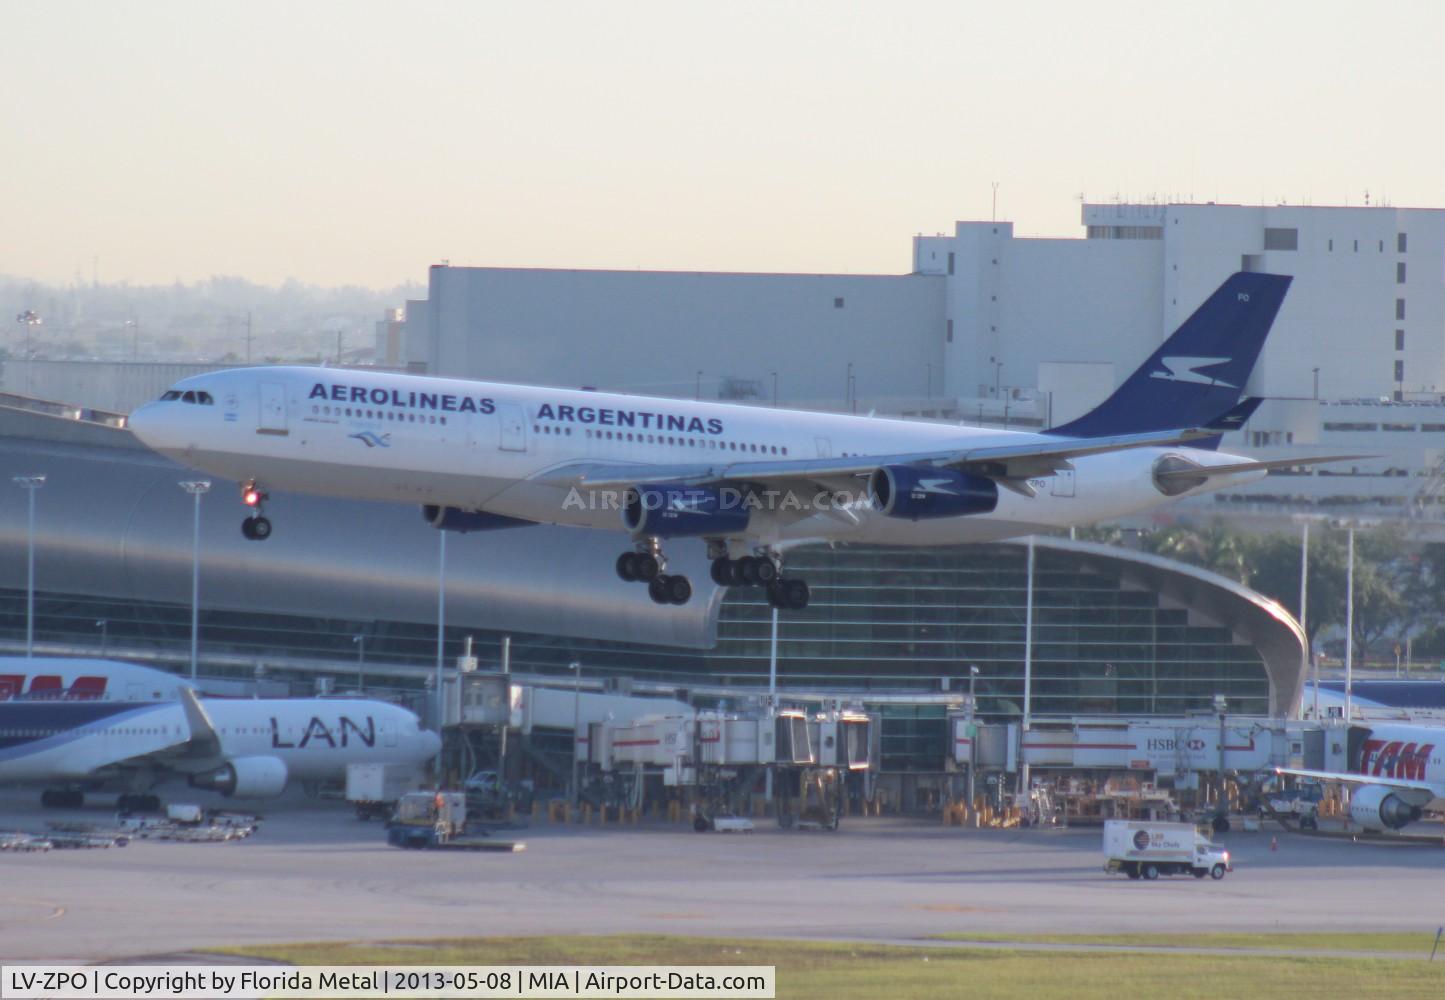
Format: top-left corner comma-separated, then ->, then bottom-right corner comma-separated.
129,273 -> 1346,610
0,688 -> 440,811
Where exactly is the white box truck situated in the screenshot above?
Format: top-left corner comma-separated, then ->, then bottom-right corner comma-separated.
1103,820 -> 1232,880
346,763 -> 420,820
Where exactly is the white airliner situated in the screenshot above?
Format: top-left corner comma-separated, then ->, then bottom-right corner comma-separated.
0,688 -> 440,811
0,658 -> 192,702
1277,722 -> 1445,832
128,272 -> 1350,609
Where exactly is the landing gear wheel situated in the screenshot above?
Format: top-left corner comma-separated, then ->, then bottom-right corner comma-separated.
754,558 -> 778,584
616,552 -> 639,582
648,577 -> 670,604
242,516 -> 272,540
766,581 -> 787,608
782,578 -> 810,609
635,553 -> 661,581
737,557 -> 761,585
710,558 -> 734,586
664,575 -> 692,605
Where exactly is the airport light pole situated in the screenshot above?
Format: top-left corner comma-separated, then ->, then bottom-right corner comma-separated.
967,665 -> 980,810
766,605 -> 780,803
570,661 -> 582,811
1301,519 -> 1314,718
1021,536 -> 1035,804
13,474 -> 45,657
179,480 -> 210,679
353,633 -> 366,692
436,530 -> 447,732
1344,523 -> 1355,723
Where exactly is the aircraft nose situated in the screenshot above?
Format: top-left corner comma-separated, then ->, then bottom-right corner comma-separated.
421,729 -> 442,759
127,402 -> 160,443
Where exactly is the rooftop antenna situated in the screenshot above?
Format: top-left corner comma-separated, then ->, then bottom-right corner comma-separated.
991,181 -> 999,222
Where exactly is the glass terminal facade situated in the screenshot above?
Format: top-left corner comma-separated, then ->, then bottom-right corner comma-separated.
0,543 -> 1270,719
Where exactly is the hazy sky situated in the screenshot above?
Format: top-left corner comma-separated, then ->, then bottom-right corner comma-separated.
5,1 -> 1443,288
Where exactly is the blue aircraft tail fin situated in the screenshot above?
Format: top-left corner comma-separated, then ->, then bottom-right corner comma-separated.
1047,272 -> 1291,439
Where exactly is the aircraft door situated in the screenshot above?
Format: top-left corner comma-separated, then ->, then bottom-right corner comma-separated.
498,402 -> 527,452
1051,469 -> 1076,497
259,382 -> 288,435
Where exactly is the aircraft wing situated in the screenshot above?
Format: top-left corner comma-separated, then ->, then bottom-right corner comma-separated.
57,689 -> 223,778
542,425 -> 1222,496
1274,766 -> 1444,798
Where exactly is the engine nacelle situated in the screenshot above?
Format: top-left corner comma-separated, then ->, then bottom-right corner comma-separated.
870,466 -> 999,520
622,484 -> 750,538
189,755 -> 289,799
422,505 -> 533,533
1348,784 -> 1423,831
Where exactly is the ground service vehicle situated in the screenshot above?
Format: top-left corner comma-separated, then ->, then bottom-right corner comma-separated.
347,763 -> 420,820
1103,820 -> 1232,880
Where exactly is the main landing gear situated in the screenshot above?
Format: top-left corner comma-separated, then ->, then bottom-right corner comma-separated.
616,543 -> 693,605
239,480 -> 272,540
709,549 -> 810,610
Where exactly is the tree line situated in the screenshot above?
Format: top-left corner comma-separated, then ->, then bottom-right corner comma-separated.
1077,522 -> 1445,665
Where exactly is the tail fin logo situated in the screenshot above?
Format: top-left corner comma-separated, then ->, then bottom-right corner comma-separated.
1149,356 -> 1237,389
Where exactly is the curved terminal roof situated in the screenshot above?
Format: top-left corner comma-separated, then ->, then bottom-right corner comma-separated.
1027,537 -> 1306,716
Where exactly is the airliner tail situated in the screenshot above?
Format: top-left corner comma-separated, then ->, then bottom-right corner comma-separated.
1048,272 -> 1291,439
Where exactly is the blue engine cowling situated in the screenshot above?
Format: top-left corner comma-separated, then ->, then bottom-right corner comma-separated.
423,505 -> 533,533
869,466 -> 999,520
622,484 -> 751,538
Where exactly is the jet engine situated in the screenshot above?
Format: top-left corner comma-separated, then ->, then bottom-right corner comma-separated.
189,756 -> 289,798
869,466 -> 998,520
1348,784 -> 1423,831
622,484 -> 750,538
422,505 -> 533,533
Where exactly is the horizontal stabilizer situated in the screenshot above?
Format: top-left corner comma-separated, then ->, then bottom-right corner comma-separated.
1154,454 -> 1374,482
1204,396 -> 1263,431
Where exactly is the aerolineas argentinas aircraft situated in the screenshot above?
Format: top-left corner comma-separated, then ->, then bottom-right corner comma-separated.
0,687 -> 440,811
129,272 -> 1337,609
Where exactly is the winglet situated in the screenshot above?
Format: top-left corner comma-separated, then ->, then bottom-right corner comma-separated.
178,687 -> 222,757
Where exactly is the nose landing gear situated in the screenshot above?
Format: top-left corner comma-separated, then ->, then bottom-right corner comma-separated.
240,481 -> 272,540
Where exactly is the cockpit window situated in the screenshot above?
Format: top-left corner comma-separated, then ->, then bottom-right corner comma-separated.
160,388 -> 215,404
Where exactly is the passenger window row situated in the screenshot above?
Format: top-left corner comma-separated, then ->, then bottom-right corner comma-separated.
312,405 -> 446,425
536,424 -> 788,456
